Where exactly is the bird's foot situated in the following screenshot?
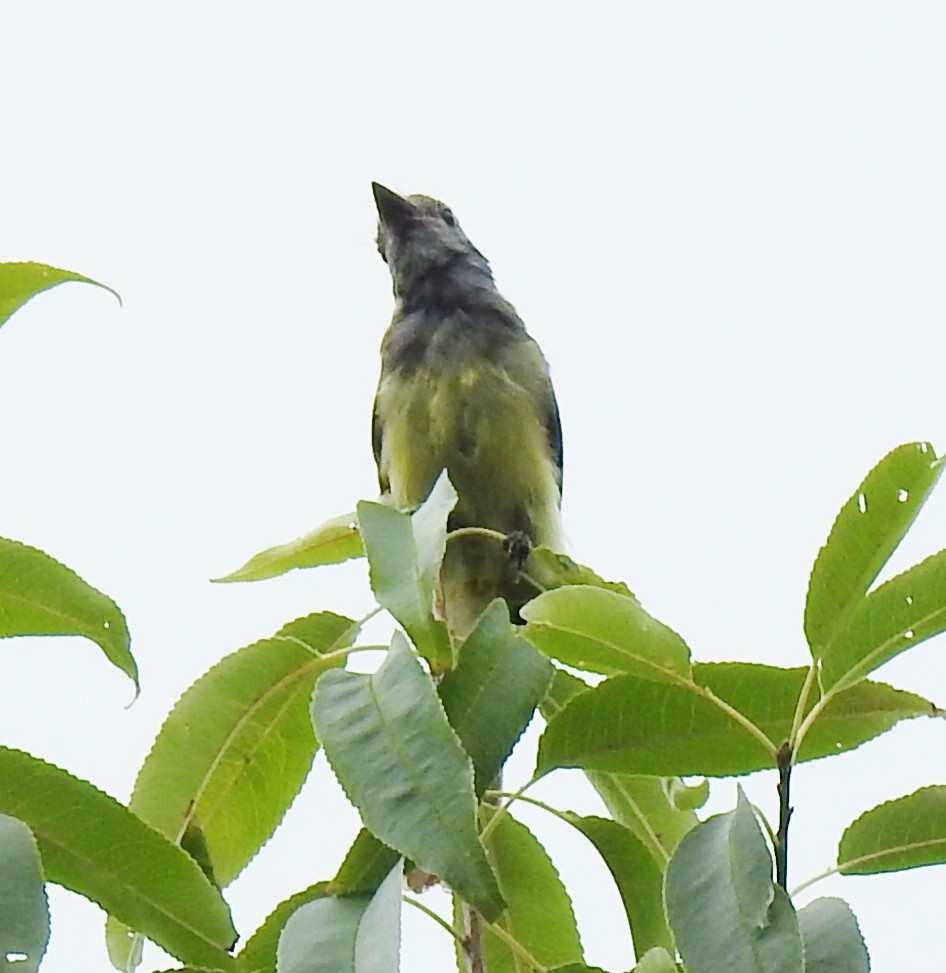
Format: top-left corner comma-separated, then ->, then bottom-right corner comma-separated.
503,529 -> 532,569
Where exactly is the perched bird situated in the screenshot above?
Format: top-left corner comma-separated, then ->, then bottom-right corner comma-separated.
371,182 -> 563,640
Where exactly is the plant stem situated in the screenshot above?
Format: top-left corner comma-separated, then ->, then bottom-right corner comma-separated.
775,740 -> 793,890
460,901 -> 487,973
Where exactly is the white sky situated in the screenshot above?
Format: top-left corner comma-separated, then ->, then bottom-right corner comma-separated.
2,4 -> 946,971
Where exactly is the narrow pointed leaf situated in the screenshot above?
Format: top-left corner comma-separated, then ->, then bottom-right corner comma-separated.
214,512 -> 363,582
838,785 -> 946,874
312,634 -> 503,919
329,830 -> 401,896
522,586 -> 691,680
538,664 -> 932,778
564,814 -> 671,957
107,612 -> 355,970
0,747 -> 237,970
805,442 -> 942,655
357,472 -> 454,671
276,863 -> 401,973
822,547 -> 946,689
797,898 -> 869,973
665,790 -> 803,973
0,537 -> 135,690
481,812 -> 583,972
239,883 -> 330,973
0,815 -> 48,973
439,599 -> 553,795
0,261 -> 120,328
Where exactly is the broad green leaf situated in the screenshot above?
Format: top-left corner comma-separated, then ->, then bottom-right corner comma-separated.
665,790 -> 803,973
797,898 -> 869,973
522,586 -> 691,680
357,473 -> 454,672
838,785 -> 946,874
632,947 -> 678,973
524,548 -> 634,597
481,812 -> 583,973
276,863 -> 401,973
108,612 -> 355,971
564,814 -> 671,957
822,547 -> 946,690
312,633 -> 503,919
538,664 -> 932,778
438,599 -> 553,795
328,829 -> 401,896
0,261 -> 120,329
805,442 -> 942,656
541,669 -> 700,864
239,883 -> 330,973
0,815 -> 48,973
0,537 -> 136,690
0,747 -> 237,971
214,512 -> 363,582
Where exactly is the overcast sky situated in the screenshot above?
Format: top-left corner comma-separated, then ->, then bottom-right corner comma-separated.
3,4 -> 946,971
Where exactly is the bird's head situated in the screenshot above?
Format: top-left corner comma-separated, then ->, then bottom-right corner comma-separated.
372,182 -> 491,298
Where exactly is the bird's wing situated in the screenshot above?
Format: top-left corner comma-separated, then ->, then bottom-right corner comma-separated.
545,384 -> 564,495
371,393 -> 389,494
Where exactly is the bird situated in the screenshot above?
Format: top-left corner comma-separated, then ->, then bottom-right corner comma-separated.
370,182 -> 563,641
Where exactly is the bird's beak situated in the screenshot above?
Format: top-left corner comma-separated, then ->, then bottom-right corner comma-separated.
372,182 -> 415,227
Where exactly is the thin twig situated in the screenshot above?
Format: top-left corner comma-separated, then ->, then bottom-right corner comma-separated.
775,740 -> 793,890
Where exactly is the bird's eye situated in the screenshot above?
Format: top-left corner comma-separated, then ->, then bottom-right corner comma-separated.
441,208 -> 457,227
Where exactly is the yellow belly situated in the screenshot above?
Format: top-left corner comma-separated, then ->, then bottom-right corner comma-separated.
374,360 -> 562,548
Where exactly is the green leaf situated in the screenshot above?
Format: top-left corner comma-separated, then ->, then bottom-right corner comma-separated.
328,829 -> 401,896
822,547 -> 946,690
586,773 -> 699,866
276,862 -> 401,973
797,898 -> 869,973
0,261 -> 120,329
239,882 -> 330,973
107,612 -> 355,970
665,789 -> 803,973
524,548 -> 635,597
805,442 -> 942,656
482,812 -> 583,972
0,747 -> 237,971
0,536 -> 136,690
563,814 -> 671,958
357,472 -> 454,672
439,599 -> 553,795
0,815 -> 48,973
312,633 -> 503,920
632,947 -> 679,973
537,663 -> 932,778
214,512 -> 363,582
541,669 -> 700,864
522,586 -> 691,680
838,784 -> 946,874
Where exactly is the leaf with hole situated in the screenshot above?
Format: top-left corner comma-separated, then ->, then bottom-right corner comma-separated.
0,537 -> 136,690
805,442 -> 942,657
